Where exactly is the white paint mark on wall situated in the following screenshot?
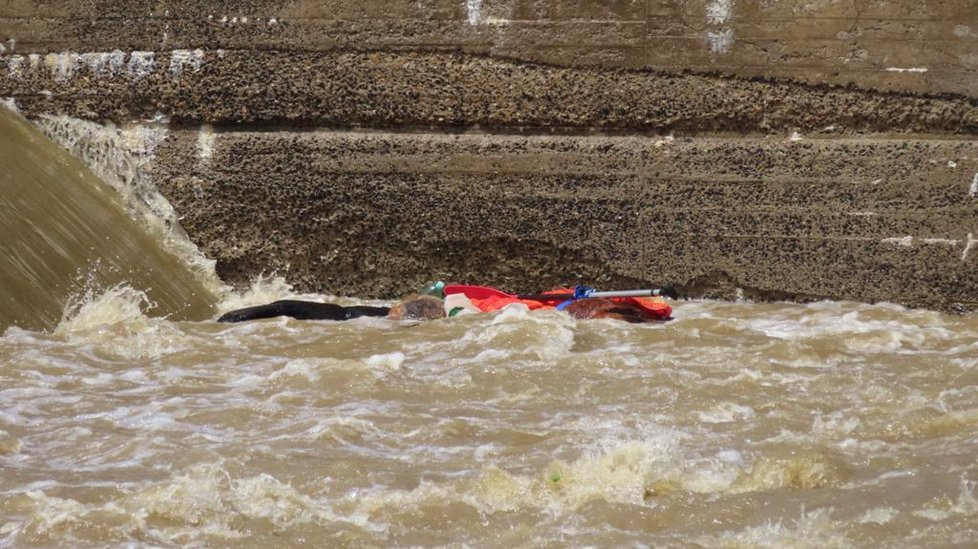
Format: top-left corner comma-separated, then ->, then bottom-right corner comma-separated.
705,0 -> 734,55
127,51 -> 157,80
706,0 -> 734,24
653,135 -> 675,148
44,52 -> 81,81
197,124 -> 215,164
969,173 -> 978,197
5,50 -> 193,82
7,55 -> 23,77
1,97 -> 18,112
881,234 -> 973,260
961,233 -> 978,261
47,52 -> 75,81
789,130 -> 803,142
82,51 -> 126,77
466,0 -> 483,25
885,67 -> 928,73
883,236 -> 914,247
963,233 -> 976,261
706,29 -> 734,54
80,52 -> 104,76
170,49 -> 204,76
106,50 -> 127,75
921,238 -> 960,246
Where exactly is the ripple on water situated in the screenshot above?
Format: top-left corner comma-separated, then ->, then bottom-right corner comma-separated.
0,295 -> 976,546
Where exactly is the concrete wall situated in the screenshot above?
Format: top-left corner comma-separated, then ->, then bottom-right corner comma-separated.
2,0 -> 975,95
1,1 -> 976,310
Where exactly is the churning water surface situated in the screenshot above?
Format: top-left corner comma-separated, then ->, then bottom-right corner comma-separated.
0,284 -> 976,547
1,102 -> 976,548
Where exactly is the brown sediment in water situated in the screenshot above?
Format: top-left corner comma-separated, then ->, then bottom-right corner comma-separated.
1,299 -> 975,546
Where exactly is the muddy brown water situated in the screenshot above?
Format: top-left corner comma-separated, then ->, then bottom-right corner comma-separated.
0,105 -> 976,547
0,292 -> 976,547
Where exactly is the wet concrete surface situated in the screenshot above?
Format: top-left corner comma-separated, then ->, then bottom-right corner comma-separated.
152,130 -> 978,311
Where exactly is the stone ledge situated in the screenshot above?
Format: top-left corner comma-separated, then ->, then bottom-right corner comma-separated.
2,50 -> 976,133
0,3 -> 975,95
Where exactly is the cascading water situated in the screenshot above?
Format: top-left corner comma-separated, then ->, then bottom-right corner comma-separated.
0,106 -> 219,331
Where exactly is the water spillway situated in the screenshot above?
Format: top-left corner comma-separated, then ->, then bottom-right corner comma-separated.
0,107 -> 219,331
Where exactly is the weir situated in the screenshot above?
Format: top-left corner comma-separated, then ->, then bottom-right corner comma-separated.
0,107 -> 219,331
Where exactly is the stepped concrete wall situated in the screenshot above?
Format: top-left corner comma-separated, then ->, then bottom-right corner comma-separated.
1,1 -> 976,310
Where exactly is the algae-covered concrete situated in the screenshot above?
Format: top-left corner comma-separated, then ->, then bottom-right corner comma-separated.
1,1 -> 976,310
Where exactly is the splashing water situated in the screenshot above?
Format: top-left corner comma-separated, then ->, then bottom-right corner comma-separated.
0,291 -> 975,546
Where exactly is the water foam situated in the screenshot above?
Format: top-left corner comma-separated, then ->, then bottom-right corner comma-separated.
365,352 -> 406,372
857,506 -> 899,524
346,426 -> 752,519
215,274 -> 339,314
1,297 -> 975,545
53,285 -> 199,359
703,506 -> 850,548
32,115 -> 223,296
56,285 -> 153,336
0,430 -> 21,455
474,305 -> 576,362
697,402 -> 757,424
6,463 -> 370,545
304,416 -> 382,444
912,476 -> 978,521
730,451 -> 845,493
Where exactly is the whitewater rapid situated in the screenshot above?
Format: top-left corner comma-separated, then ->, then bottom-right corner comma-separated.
0,284 -> 975,547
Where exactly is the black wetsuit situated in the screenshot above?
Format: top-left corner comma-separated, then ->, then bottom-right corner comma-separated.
217,300 -> 390,323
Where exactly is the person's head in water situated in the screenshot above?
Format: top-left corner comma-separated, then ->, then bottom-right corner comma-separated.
387,295 -> 445,321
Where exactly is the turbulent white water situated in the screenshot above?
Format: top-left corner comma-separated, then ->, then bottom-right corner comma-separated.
1,284 -> 975,547
0,107 -> 221,330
